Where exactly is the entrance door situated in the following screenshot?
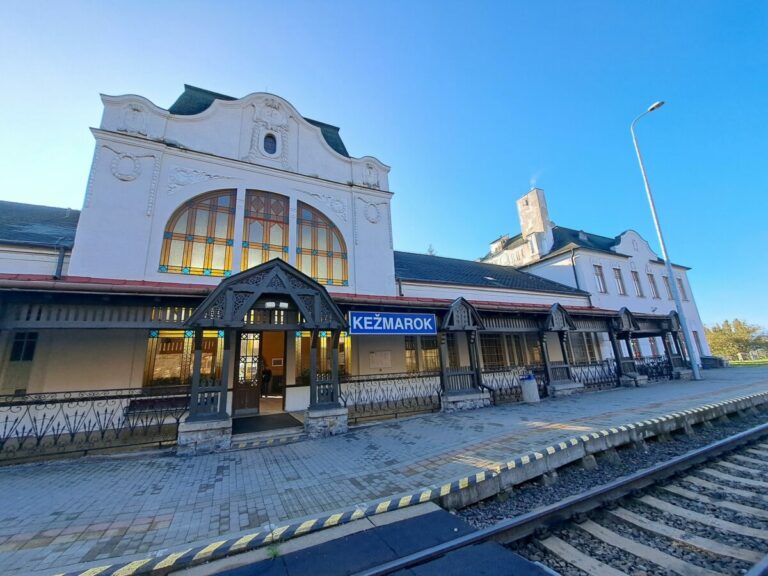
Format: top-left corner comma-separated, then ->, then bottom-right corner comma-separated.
234,332 -> 261,415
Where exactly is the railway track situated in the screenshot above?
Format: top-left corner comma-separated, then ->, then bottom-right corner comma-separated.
355,423 -> 768,576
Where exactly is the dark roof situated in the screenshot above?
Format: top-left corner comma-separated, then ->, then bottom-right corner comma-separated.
394,251 -> 586,295
0,201 -> 80,249
491,226 -> 619,259
167,85 -> 350,157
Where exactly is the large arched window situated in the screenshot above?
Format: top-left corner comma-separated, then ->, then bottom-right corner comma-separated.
159,190 -> 235,276
242,190 -> 289,270
296,201 -> 348,286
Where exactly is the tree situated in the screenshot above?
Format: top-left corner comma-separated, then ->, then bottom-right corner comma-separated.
705,319 -> 767,360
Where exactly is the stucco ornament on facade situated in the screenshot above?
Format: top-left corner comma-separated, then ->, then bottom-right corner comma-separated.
167,167 -> 233,194
102,145 -> 155,182
117,103 -> 147,136
244,97 -> 290,168
298,189 -> 347,222
363,162 -> 380,189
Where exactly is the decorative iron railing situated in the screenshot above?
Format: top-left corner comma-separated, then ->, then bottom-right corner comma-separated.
550,363 -> 570,382
570,359 -> 619,390
0,386 -> 189,462
635,356 -> 673,381
479,364 -> 549,404
339,372 -> 441,423
670,355 -> 689,370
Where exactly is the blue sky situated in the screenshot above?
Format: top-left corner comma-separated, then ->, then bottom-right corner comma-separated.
1,1 -> 766,326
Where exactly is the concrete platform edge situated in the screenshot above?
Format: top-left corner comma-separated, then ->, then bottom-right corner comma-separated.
55,390 -> 768,576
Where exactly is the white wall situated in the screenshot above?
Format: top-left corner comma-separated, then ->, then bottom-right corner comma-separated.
0,246 -> 70,276
400,281 -> 591,307
21,329 -> 146,393
68,91 -> 396,297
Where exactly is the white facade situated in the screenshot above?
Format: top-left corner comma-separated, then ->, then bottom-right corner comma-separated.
68,90 -> 395,297
483,188 -> 711,359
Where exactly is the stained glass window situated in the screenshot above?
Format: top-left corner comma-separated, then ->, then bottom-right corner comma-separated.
296,201 -> 348,286
242,191 -> 290,270
159,190 -> 235,277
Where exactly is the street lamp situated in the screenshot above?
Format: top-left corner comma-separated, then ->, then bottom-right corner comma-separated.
631,101 -> 702,380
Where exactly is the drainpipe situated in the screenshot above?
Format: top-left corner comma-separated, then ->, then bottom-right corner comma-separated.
571,249 -> 592,307
53,246 -> 67,279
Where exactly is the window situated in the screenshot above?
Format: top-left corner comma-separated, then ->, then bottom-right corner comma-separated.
263,133 -> 277,155
159,190 -> 235,276
480,334 -> 505,369
446,333 -> 459,368
405,336 -> 418,372
524,333 -> 543,364
297,202 -> 348,286
677,277 -> 689,301
662,275 -> 673,299
420,336 -> 440,371
143,330 -> 223,387
10,332 -> 37,362
294,331 -> 351,379
631,271 -> 644,297
613,267 -> 627,295
568,332 -> 602,364
630,338 -> 642,359
692,331 -> 703,357
242,191 -> 289,270
649,337 -> 660,357
647,273 -> 660,299
593,265 -> 607,293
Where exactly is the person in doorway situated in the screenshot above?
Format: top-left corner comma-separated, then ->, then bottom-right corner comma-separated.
261,364 -> 273,396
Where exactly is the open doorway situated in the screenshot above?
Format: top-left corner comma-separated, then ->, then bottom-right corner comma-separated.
258,331 -> 286,414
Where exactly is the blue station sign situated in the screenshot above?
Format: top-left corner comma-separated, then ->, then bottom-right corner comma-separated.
348,311 -> 437,335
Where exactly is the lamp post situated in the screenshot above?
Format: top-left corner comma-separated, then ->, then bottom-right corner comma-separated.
631,101 -> 702,380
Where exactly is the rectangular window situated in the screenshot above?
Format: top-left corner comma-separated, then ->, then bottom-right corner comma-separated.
677,277 -> 689,301
480,334 -> 505,369
446,333 -> 459,369
10,332 -> 38,362
524,333 -> 543,364
420,336 -> 440,372
647,273 -> 660,299
593,265 -> 607,293
662,275 -> 673,299
649,337 -> 660,357
613,267 -> 627,295
404,336 -> 418,372
692,331 -> 703,357
631,271 -> 644,297
630,338 -> 642,359
568,332 -> 602,364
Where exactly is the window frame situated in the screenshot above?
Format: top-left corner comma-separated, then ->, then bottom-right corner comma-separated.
593,264 -> 608,293
631,270 -> 644,297
613,267 -> 627,296
647,273 -> 660,299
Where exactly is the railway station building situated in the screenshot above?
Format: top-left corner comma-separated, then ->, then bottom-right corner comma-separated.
0,86 -> 710,455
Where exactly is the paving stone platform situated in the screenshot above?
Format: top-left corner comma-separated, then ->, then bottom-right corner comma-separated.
1,367 -> 767,575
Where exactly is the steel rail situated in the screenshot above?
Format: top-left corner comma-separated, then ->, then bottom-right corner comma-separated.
354,421 -> 768,576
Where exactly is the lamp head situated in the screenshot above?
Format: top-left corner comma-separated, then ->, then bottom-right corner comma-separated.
647,101 -> 665,112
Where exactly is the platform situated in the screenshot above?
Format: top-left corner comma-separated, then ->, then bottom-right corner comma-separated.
2,367 -> 767,576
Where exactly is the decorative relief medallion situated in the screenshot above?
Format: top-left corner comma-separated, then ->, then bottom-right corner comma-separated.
102,145 -> 155,182
355,196 -> 387,224
297,189 -> 347,222
118,103 -> 147,136
167,168 -> 233,194
111,153 -> 142,181
363,162 -> 380,189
